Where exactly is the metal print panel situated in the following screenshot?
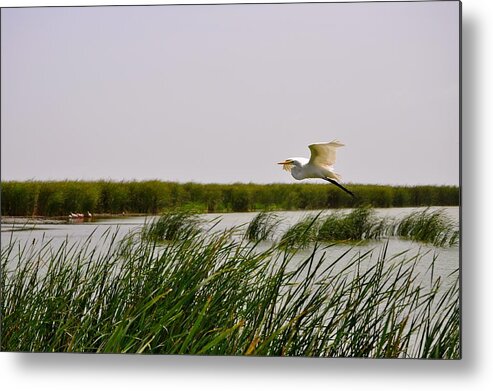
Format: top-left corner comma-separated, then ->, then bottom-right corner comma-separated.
0,1 -> 461,358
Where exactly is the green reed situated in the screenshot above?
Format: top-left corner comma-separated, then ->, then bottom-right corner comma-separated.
1,180 -> 459,216
1,211 -> 459,357
245,211 -> 280,242
141,210 -> 202,242
270,206 -> 457,247
391,209 -> 459,247
317,206 -> 390,242
279,214 -> 321,249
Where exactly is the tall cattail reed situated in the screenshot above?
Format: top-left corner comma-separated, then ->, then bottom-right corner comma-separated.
1,180 -> 459,216
245,211 -> 280,242
391,209 -> 459,247
317,206 -> 390,242
141,210 -> 202,242
1,211 -> 459,357
278,214 -> 321,249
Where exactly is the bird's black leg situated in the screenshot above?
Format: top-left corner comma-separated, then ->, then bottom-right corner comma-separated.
323,178 -> 355,197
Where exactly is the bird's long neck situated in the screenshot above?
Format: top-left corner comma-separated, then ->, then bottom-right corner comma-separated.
289,158 -> 308,180
289,157 -> 308,180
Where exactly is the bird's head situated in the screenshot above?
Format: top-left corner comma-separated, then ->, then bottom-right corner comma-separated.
277,158 -> 301,172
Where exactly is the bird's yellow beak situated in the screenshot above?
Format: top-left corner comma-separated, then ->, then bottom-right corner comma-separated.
277,160 -> 294,172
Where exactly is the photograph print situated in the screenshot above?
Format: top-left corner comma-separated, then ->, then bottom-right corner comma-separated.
1,1 -> 461,358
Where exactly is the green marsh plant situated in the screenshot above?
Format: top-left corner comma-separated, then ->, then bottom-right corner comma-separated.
392,209 -> 459,247
245,211 -> 280,242
141,210 -> 202,242
1,180 -> 459,216
1,211 -> 459,358
278,214 -> 321,249
317,206 -> 389,242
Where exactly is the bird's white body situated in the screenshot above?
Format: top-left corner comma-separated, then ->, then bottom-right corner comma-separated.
278,140 -> 353,197
285,157 -> 341,181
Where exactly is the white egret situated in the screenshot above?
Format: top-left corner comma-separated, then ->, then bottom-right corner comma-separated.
277,140 -> 354,197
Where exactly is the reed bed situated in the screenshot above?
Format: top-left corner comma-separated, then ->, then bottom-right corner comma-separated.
272,207 -> 457,247
279,215 -> 321,249
317,206 -> 389,242
1,180 -> 459,216
244,211 -> 280,242
1,212 -> 459,358
391,209 -> 459,247
141,210 -> 202,242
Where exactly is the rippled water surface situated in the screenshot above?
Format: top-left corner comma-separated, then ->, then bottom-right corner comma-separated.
1,207 -> 459,287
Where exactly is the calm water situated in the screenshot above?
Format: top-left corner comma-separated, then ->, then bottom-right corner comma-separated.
1,207 -> 459,287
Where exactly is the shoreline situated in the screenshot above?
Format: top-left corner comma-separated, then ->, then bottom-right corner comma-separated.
0,205 -> 460,226
0,213 -> 146,225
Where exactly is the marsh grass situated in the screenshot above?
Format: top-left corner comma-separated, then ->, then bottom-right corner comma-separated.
1,211 -> 460,358
270,206 -> 458,247
278,214 -> 321,249
317,206 -> 390,242
392,209 -> 459,247
141,210 -> 202,242
1,180 -> 459,216
245,211 -> 280,242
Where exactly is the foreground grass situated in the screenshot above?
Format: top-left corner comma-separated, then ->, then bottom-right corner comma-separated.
1,213 -> 459,357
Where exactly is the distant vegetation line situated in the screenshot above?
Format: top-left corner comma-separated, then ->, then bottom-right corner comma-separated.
1,180 -> 459,217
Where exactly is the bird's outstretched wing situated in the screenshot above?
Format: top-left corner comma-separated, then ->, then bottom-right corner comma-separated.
308,140 -> 345,169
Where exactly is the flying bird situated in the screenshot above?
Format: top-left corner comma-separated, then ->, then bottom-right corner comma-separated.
277,140 -> 354,197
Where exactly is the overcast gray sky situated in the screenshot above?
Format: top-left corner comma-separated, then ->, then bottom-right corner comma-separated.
1,1 -> 459,185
